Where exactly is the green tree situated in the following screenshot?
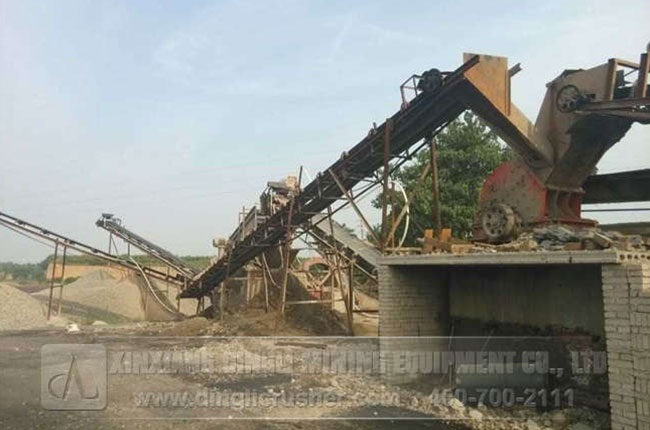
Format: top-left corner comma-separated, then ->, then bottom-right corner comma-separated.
374,112 -> 512,245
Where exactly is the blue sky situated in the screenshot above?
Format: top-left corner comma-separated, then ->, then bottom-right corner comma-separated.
1,0 -> 649,262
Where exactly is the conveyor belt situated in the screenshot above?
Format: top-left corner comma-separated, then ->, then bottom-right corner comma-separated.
96,214 -> 196,279
0,210 -> 183,285
309,214 -> 381,273
180,56 -> 480,298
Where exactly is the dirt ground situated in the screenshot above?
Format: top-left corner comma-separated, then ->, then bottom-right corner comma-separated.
0,326 -> 472,430
0,273 -> 607,430
0,314 -> 610,430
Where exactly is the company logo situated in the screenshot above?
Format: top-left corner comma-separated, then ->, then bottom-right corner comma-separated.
41,344 -> 107,410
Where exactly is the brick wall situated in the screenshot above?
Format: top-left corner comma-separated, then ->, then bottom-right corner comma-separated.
378,265 -> 449,382
602,262 -> 650,430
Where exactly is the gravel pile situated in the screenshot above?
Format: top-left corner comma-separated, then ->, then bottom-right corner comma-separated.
35,270 -> 145,320
0,283 -> 48,330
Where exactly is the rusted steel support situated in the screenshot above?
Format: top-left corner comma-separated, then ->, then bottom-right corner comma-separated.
347,264 -> 355,335
429,135 -> 442,235
220,251 -> 233,321
218,281 -> 225,321
57,246 -> 67,316
195,283 -> 203,314
389,182 -> 396,248
326,205 -> 345,310
334,262 -> 354,335
261,254 -> 278,288
211,288 -> 219,315
381,118 -> 394,251
47,242 -> 59,320
327,254 -> 336,310
280,196 -> 296,316
259,257 -> 270,312
304,228 -> 377,283
328,169 -> 380,246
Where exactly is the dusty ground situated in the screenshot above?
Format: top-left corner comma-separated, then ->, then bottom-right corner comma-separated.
0,273 -> 607,430
0,316 -> 609,430
0,327 -> 471,430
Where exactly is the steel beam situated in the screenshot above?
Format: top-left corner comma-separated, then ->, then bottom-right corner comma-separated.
583,169 -> 650,204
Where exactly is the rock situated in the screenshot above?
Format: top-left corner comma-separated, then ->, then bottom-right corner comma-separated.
526,419 -> 541,430
550,410 -> 567,427
564,242 -> 584,251
66,323 -> 80,333
92,320 -> 108,326
591,231 -> 613,249
468,409 -> 484,421
447,397 -> 465,411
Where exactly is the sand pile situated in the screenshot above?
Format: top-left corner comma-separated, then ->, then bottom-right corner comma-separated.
0,283 -> 48,330
36,270 -> 145,320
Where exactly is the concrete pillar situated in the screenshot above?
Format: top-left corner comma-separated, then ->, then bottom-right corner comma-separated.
602,262 -> 650,430
378,265 -> 449,383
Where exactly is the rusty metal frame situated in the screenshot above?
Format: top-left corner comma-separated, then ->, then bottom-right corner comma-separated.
0,210 -> 182,286
182,56 -> 480,299
302,228 -> 377,283
328,169 -> 380,246
604,57 -> 646,101
96,214 -> 197,281
400,74 -> 423,107
271,208 -> 369,334
279,195 -> 297,316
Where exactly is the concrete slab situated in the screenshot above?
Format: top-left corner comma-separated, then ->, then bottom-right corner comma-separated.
379,249 -> 650,266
